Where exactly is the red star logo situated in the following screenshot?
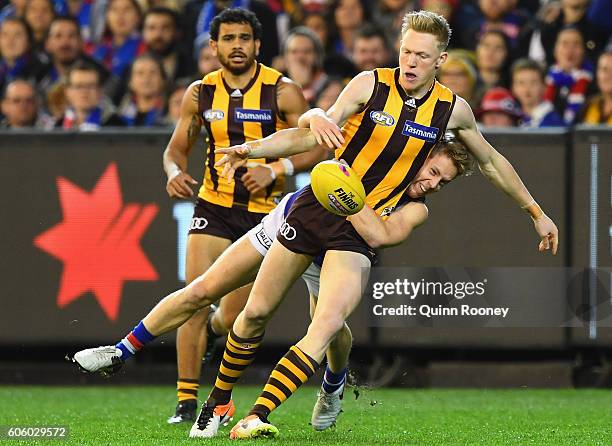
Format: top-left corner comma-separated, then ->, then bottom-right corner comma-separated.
34,163 -> 159,321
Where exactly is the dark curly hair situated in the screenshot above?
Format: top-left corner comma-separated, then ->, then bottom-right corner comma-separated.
209,8 -> 262,41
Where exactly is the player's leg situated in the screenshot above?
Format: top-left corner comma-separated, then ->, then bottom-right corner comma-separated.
308,293 -> 353,431
171,233 -> 230,423
190,240 -> 312,438
231,250 -> 369,439
71,236 -> 262,373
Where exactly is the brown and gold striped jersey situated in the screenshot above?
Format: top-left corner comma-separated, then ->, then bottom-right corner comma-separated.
336,67 -> 455,216
197,63 -> 290,213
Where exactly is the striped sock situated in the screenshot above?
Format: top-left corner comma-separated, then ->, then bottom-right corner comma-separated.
115,321 -> 155,360
177,378 -> 199,402
322,366 -> 347,394
250,345 -> 319,420
207,329 -> 263,405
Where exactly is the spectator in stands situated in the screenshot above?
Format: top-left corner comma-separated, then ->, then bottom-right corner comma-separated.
38,17 -> 118,101
164,80 -> 187,125
24,0 -> 54,52
182,0 -> 279,66
196,39 -> 220,77
371,0 -> 416,53
511,58 -> 564,127
536,0 -> 608,68
118,53 -> 166,126
327,0 -> 370,61
303,12 -> 329,50
544,25 -> 593,125
438,52 -> 478,108
87,0 -> 146,79
476,86 -> 523,127
474,29 -> 512,105
0,17 -> 43,92
455,0 -> 530,53
52,0 -> 106,43
351,24 -> 391,72
57,59 -> 124,129
420,0 -> 457,24
282,26 -> 327,107
0,78 -> 43,127
1,1 -> 26,25
580,48 -> 612,125
142,7 -> 195,84
315,77 -> 344,111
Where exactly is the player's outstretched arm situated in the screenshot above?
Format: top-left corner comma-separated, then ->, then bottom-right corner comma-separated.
298,71 -> 376,149
214,128 -> 320,182
449,96 -> 559,255
348,202 -> 429,248
162,80 -> 202,199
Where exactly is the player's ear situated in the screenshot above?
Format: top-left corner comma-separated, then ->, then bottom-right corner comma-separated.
255,39 -> 261,57
209,38 -> 218,56
436,51 -> 448,69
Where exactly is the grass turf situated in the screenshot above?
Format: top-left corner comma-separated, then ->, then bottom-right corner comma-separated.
0,386 -> 611,445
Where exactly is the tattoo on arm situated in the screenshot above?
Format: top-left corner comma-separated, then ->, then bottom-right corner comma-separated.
191,83 -> 201,105
187,115 -> 201,147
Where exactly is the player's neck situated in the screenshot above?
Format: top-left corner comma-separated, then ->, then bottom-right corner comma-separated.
221,63 -> 257,90
400,78 -> 434,99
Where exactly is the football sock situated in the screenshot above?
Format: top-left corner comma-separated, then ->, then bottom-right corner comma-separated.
250,345 -> 319,420
322,366 -> 347,394
177,378 -> 199,402
207,329 -> 263,405
115,321 -> 155,360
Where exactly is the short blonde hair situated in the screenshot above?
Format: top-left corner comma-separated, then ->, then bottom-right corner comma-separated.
401,10 -> 452,51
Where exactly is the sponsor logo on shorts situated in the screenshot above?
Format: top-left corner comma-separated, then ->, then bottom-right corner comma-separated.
255,227 -> 273,249
369,110 -> 395,126
203,109 -> 224,122
234,108 -> 273,123
190,217 -> 208,230
401,119 -> 439,142
279,222 -> 297,240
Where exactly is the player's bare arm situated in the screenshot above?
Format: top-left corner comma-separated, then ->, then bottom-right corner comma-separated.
163,80 -> 202,198
448,96 -> 559,254
348,202 -> 429,248
298,71 -> 376,149
215,128 -> 320,181
241,78 -> 325,193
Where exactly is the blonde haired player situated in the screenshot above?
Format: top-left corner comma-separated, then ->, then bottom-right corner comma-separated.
205,10 -> 558,439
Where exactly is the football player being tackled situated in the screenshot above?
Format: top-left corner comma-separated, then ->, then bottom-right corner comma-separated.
71,138 -> 475,436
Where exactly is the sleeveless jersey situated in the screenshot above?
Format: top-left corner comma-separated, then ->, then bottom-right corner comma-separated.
336,67 -> 455,215
198,63 -> 290,213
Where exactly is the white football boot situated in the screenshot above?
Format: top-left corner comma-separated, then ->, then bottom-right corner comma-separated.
70,346 -> 124,376
189,400 -> 235,438
311,383 -> 345,431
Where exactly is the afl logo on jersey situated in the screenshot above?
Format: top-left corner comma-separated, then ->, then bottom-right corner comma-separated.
203,109 -> 225,122
369,110 -> 395,126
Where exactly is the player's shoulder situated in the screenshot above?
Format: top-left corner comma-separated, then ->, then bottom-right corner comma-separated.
258,63 -> 286,85
202,69 -> 221,85
433,79 -> 455,103
447,94 -> 476,130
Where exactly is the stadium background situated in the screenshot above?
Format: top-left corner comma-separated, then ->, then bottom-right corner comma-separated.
0,0 -> 612,444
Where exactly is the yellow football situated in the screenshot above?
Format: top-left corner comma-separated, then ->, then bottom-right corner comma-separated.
310,160 -> 366,216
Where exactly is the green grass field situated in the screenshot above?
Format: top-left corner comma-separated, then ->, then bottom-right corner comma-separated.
1,386 -> 611,445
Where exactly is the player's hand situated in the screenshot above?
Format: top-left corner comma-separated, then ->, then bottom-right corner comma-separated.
310,114 -> 345,150
533,214 -> 559,255
166,171 -> 197,199
215,144 -> 250,183
242,164 -> 275,193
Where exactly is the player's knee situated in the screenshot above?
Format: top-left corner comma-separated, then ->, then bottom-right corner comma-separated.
309,314 -> 345,342
185,277 -> 214,309
242,301 -> 271,329
221,308 -> 239,332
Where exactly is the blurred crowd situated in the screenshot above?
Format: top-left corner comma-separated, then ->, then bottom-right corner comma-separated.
0,0 -> 610,130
